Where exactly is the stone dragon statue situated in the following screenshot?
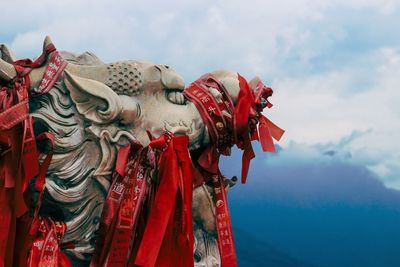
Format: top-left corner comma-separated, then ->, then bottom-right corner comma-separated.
0,37 -> 275,266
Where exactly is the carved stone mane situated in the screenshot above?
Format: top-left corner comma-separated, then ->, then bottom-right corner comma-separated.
30,51 -> 118,262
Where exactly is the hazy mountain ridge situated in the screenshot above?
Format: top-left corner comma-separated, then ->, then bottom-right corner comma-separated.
234,228 -> 320,267
223,144 -> 400,267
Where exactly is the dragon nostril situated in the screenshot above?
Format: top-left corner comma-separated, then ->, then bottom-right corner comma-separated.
165,89 -> 186,105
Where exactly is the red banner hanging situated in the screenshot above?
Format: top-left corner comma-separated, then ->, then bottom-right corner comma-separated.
212,174 -> 238,267
0,39 -> 67,267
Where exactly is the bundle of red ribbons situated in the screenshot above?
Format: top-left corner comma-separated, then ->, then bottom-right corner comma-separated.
90,133 -> 194,267
0,42 -> 69,267
184,73 -> 284,267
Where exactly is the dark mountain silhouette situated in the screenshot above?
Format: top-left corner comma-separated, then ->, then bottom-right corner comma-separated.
222,144 -> 400,267
234,228 -> 320,267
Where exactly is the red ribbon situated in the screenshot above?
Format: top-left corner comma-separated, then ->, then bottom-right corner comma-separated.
184,72 -> 284,185
0,72 -> 33,267
135,134 -> 194,267
12,43 -> 56,73
235,74 -> 286,183
29,132 -> 55,236
253,80 -> 273,111
0,40 -> 66,267
182,72 -> 285,266
258,115 -> 285,153
27,217 -> 72,267
36,51 -> 68,95
90,142 -> 150,267
183,76 -> 233,156
91,134 -> 194,267
210,174 -> 238,267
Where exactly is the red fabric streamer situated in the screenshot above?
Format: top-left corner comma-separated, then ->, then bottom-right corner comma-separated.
184,72 -> 284,185
13,132 -> 55,267
258,115 -> 285,153
183,72 -> 285,266
90,142 -> 149,267
212,174 -> 238,267
91,134 -> 194,267
0,40 -> 67,267
135,134 -> 194,267
0,73 -> 34,267
27,218 -> 72,267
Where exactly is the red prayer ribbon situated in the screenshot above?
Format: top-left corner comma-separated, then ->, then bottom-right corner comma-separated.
135,134 -> 194,267
212,173 -> 238,267
90,142 -> 150,267
27,218 -> 72,267
0,40 -> 67,267
183,72 -> 285,266
258,115 -> 285,153
91,134 -> 194,267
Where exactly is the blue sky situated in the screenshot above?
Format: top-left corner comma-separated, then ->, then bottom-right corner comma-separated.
1,1 -> 400,265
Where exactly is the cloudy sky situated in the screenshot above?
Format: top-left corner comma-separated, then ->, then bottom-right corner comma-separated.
2,0 -> 399,189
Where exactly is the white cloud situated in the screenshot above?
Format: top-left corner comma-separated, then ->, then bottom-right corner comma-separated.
269,46 -> 400,188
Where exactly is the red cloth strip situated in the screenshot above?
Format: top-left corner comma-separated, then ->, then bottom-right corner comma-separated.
92,134 -> 194,267
212,174 -> 238,267
135,135 -> 194,267
258,115 -> 285,153
0,40 -> 64,267
183,74 -> 235,156
183,72 -> 285,266
0,100 -> 29,131
36,51 -> 68,95
27,218 -> 71,267
28,132 -> 54,238
261,115 -> 285,141
90,143 -> 144,267
235,74 -> 256,183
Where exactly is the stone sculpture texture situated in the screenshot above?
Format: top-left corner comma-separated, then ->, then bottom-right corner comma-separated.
0,37 -> 283,267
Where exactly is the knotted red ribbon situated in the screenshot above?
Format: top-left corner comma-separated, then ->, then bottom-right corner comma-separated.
90,134 -> 194,267
90,141 -> 150,267
183,72 -> 285,266
258,115 -> 285,153
0,40 -> 67,267
135,134 -> 194,267
27,218 -> 72,267
184,73 -> 284,184
235,74 -> 256,184
236,74 -> 286,183
251,79 -> 284,153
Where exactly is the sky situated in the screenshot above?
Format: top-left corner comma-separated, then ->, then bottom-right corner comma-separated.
1,1 -> 400,266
